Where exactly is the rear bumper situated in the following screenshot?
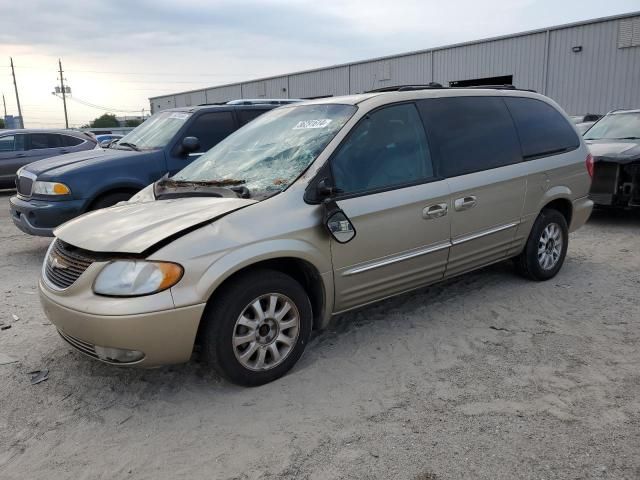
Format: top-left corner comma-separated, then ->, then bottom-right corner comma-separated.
570,196 -> 593,232
40,283 -> 206,367
9,195 -> 85,236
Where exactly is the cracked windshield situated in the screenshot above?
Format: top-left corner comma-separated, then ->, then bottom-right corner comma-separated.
173,104 -> 356,196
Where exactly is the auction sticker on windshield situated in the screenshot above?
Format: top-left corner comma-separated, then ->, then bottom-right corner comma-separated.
293,119 -> 333,129
169,112 -> 190,120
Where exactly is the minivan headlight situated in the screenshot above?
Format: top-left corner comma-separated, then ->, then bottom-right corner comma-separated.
93,261 -> 183,297
33,181 -> 71,195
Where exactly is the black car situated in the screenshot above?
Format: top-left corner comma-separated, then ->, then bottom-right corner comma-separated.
9,102 -> 279,236
585,109 -> 640,208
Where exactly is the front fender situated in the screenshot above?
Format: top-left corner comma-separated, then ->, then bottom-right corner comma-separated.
168,237 -> 334,319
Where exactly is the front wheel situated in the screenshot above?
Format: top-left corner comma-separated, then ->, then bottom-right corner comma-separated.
514,209 -> 569,281
201,269 -> 312,386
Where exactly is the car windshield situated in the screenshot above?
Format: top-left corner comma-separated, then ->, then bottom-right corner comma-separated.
116,111 -> 192,150
173,104 -> 357,196
584,113 -> 640,140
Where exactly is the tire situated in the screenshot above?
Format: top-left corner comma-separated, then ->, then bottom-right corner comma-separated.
515,209 -> 569,281
201,269 -> 313,386
90,192 -> 134,210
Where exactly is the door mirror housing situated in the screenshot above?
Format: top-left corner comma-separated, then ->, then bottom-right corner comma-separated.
317,177 -> 342,199
181,136 -> 200,154
323,199 -> 356,243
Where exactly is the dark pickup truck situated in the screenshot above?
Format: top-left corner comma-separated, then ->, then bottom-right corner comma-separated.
10,102 -> 278,236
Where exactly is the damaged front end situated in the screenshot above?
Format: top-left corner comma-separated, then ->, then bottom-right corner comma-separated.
590,159 -> 640,208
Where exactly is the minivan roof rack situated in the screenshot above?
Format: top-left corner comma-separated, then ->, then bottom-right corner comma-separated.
366,83 -> 444,93
365,84 -> 536,93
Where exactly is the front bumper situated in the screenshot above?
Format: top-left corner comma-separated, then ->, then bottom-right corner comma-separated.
40,283 -> 206,367
9,195 -> 86,237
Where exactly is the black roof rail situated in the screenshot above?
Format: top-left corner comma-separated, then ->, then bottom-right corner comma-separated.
366,83 -> 444,93
465,84 -> 537,92
196,102 -> 228,106
365,83 -> 536,94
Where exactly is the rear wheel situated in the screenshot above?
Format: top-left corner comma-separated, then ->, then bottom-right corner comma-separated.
90,192 -> 134,210
201,269 -> 312,386
515,209 -> 569,281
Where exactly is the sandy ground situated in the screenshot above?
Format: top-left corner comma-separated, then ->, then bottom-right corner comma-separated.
0,189 -> 639,480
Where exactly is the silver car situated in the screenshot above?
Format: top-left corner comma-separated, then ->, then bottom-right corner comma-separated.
39,88 -> 593,386
0,129 -> 96,189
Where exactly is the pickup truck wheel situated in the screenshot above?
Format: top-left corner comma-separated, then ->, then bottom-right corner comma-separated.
202,269 -> 312,387
515,209 -> 568,281
90,192 -> 133,210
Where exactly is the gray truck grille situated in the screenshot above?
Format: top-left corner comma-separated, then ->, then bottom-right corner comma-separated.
17,176 -> 34,197
44,240 -> 95,289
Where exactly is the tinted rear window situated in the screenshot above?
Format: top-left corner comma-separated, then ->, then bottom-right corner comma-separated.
30,133 -> 62,149
418,96 -> 522,177
63,135 -> 84,147
504,97 -> 579,159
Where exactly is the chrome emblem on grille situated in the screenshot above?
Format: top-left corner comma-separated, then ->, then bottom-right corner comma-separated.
48,252 -> 69,270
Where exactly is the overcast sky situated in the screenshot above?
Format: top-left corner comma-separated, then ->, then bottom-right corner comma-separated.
1,0 -> 638,128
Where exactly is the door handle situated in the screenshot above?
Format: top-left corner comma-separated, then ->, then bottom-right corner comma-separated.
422,203 -> 448,219
454,195 -> 477,211
15,153 -> 26,158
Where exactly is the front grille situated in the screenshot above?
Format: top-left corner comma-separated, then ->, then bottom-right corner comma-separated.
590,162 -> 619,195
17,175 -> 34,196
44,240 -> 95,289
58,330 -> 99,359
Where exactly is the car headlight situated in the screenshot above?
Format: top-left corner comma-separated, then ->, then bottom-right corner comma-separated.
33,181 -> 71,195
93,261 -> 183,297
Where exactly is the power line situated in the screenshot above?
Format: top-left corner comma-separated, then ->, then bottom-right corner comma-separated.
59,94 -> 144,113
1,65 -> 260,77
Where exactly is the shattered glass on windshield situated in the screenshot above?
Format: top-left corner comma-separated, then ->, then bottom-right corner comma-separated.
173,104 -> 356,197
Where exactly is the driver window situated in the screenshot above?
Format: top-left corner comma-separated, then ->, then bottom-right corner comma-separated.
331,103 -> 433,194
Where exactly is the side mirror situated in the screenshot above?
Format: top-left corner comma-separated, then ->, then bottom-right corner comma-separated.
317,177 -> 342,199
181,136 -> 200,154
323,199 -> 356,243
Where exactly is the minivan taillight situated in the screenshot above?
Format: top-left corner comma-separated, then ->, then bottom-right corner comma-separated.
586,153 -> 594,178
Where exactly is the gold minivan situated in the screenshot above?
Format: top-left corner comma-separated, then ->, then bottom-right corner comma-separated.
39,88 -> 593,385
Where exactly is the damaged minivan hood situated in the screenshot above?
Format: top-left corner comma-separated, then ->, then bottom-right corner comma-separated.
54,197 -> 256,253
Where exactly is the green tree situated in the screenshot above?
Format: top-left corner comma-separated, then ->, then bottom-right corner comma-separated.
0,118 -> 5,129
90,113 -> 119,128
125,118 -> 143,127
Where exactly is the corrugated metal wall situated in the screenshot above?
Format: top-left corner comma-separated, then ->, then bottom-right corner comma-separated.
149,13 -> 640,115
547,17 -> 640,114
433,33 -> 547,92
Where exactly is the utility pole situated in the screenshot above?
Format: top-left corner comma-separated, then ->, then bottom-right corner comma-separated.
58,59 -> 69,129
2,93 -> 6,117
10,57 -> 24,128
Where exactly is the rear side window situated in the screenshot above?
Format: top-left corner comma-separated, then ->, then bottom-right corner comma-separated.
183,111 -> 236,151
63,135 -> 84,147
504,97 -> 579,159
418,96 -> 521,177
0,135 -> 25,152
29,133 -> 62,150
331,103 -> 434,194
237,109 -> 267,126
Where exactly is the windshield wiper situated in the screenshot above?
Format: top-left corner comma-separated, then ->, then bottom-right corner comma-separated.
118,141 -> 140,151
612,137 -> 640,140
154,178 -> 250,200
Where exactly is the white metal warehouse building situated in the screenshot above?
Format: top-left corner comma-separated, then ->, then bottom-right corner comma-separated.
150,11 -> 640,116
